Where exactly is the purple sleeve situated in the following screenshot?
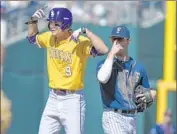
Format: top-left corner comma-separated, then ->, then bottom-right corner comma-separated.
26,32 -> 39,44
90,46 -> 104,57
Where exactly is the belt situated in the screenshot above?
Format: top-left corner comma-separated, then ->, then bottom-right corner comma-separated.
52,88 -> 76,94
114,109 -> 137,114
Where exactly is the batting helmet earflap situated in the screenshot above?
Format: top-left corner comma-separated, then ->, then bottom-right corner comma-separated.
47,7 -> 73,31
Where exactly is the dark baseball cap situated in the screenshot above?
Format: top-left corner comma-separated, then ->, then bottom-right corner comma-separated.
110,25 -> 130,39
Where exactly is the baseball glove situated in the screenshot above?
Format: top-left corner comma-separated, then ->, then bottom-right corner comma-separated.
134,85 -> 153,112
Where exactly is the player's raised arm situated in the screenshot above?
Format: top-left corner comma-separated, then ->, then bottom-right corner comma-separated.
27,21 -> 39,38
84,28 -> 108,54
26,7 -> 47,46
71,27 -> 109,55
97,40 -> 123,83
26,8 -> 46,37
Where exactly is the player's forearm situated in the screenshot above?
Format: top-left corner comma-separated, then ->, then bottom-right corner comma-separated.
27,23 -> 39,44
86,29 -> 108,54
28,23 -> 39,37
97,52 -> 114,83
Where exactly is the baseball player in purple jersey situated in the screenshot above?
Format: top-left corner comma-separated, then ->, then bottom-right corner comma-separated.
96,25 -> 157,134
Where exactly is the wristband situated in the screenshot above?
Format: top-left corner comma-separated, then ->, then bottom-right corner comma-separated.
81,26 -> 86,34
25,17 -> 38,25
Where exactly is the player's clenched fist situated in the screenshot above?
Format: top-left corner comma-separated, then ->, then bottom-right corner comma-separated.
32,7 -> 47,19
70,27 -> 86,43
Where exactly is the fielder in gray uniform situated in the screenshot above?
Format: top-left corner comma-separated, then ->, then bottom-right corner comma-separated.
96,25 -> 157,134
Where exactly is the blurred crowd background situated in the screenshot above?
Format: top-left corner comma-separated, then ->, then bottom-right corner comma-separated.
1,1 -> 176,134
1,0 -> 166,45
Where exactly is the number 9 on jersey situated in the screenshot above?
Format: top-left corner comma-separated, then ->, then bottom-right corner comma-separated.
66,66 -> 72,76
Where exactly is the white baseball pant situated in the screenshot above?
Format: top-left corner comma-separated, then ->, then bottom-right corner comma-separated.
102,109 -> 136,134
38,89 -> 86,134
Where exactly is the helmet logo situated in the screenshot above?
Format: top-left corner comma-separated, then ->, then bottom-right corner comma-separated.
57,11 -> 60,16
51,10 -> 55,17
